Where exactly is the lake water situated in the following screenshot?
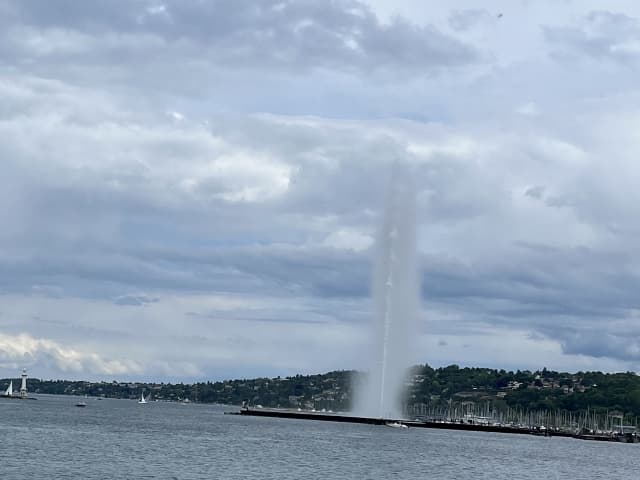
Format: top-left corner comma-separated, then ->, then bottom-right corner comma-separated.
1,394 -> 637,479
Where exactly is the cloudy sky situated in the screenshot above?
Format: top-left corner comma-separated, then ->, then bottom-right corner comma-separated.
2,0 -> 640,382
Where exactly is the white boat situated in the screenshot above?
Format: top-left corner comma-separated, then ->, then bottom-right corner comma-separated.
138,392 -> 148,404
385,421 -> 408,429
3,381 -> 13,397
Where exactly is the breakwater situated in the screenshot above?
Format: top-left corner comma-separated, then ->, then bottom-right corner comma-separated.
239,407 -> 551,434
238,407 -> 638,442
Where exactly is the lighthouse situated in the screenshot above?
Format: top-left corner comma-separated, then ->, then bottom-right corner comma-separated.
20,368 -> 27,399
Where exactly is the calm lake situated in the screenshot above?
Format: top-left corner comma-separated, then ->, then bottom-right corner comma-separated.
2,394 -> 637,479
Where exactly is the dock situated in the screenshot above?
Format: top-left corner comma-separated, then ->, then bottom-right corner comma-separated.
239,407 -> 553,434
238,408 -> 637,442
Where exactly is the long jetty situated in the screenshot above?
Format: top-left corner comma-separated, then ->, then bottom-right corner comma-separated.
238,407 -> 564,435
237,407 -> 638,442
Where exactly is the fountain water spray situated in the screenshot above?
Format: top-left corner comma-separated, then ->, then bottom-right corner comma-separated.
353,165 -> 419,419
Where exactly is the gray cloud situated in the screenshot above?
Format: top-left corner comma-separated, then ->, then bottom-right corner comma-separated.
524,185 -> 546,200
2,1 -> 640,380
560,329 -> 640,362
0,0 -> 477,76
448,9 -> 494,32
113,294 -> 159,306
545,11 -> 640,64
4,103 -> 640,371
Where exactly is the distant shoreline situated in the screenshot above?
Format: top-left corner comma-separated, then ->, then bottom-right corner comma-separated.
4,366 -> 640,424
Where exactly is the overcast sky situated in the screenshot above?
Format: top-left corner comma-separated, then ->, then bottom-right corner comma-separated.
2,0 -> 640,382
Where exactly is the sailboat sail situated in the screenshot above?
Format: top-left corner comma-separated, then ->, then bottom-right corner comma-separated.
138,392 -> 147,404
4,381 -> 12,396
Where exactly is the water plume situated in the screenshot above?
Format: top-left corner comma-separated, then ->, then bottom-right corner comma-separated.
353,164 -> 419,419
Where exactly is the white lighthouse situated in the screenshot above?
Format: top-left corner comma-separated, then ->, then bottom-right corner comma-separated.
20,368 -> 27,399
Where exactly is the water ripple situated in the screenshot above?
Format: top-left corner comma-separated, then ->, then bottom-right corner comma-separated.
1,395 -> 637,479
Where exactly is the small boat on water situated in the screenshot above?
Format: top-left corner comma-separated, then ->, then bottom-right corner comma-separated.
75,401 -> 87,407
385,421 -> 408,429
3,381 -> 13,397
138,392 -> 149,404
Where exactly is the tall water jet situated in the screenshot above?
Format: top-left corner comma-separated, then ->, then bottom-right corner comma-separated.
353,165 -> 419,419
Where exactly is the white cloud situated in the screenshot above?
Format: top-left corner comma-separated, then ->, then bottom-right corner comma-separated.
166,110 -> 184,121
323,229 -> 375,252
0,333 -> 142,376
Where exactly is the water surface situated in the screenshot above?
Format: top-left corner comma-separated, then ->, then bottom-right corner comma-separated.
1,395 -> 636,479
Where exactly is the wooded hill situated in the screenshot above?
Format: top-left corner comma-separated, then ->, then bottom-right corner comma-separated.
8,365 -> 640,417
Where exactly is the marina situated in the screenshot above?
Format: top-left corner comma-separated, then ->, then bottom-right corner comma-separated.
237,406 -> 639,443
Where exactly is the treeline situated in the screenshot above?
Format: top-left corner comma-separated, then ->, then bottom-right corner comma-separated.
7,370 -> 355,411
503,371 -> 640,414
6,365 -> 640,417
406,365 -> 640,417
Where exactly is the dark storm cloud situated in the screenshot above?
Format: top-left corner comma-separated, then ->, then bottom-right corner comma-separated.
0,0 -> 477,75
